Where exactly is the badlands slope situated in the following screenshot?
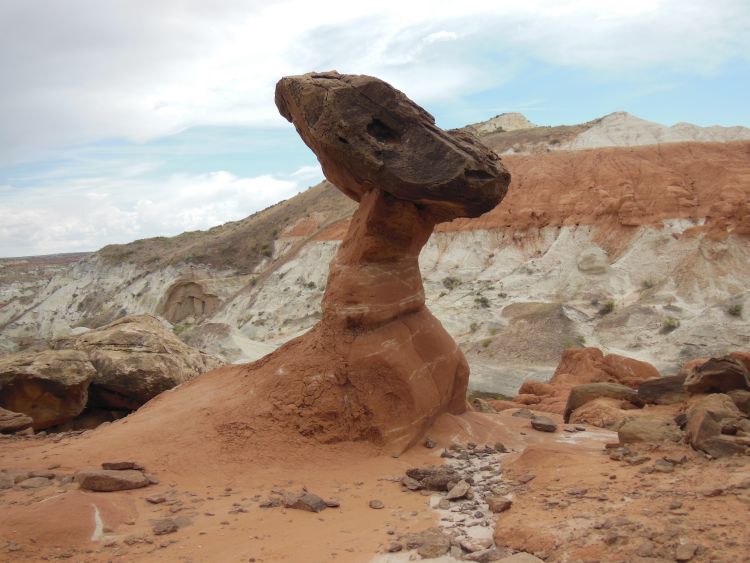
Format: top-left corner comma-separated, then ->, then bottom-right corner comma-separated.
1,114 -> 749,396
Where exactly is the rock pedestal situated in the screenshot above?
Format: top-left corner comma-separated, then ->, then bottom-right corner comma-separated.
257,71 -> 510,450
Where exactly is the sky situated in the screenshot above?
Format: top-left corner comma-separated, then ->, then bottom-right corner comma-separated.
1,0 -> 748,257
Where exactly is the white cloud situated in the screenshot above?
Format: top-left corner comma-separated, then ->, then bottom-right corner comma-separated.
0,170 -> 305,256
423,31 -> 459,44
1,0 -> 747,163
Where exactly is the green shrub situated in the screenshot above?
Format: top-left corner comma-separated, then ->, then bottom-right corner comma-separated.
475,296 -> 490,309
482,339 -> 492,348
469,322 -> 479,333
727,304 -> 743,317
641,279 -> 654,290
599,300 -> 615,315
442,276 -> 461,291
661,317 -> 680,333
575,335 -> 586,346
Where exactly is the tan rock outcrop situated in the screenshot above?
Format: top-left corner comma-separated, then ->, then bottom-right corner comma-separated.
0,349 -> 95,429
55,315 -> 223,410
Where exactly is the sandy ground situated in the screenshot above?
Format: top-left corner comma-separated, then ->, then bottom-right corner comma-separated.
1,385 -> 749,562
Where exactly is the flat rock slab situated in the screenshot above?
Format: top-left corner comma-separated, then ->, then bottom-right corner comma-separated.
283,492 -> 328,513
101,461 -> 143,470
75,469 -> 150,492
0,407 -> 33,433
531,416 -> 558,432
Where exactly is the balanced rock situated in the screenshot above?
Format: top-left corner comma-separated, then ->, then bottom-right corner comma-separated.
684,356 -> 750,394
0,407 -> 33,433
75,468 -> 150,492
248,71 -> 512,450
0,349 -> 96,429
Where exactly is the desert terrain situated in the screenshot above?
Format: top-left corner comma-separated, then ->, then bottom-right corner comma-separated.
1,72 -> 749,563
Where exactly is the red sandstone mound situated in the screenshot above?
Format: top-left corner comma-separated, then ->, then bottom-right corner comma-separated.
495,347 -> 660,415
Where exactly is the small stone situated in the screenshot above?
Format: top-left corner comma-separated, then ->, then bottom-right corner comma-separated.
402,476 -> 422,491
424,437 -> 436,449
486,497 -> 512,513
438,499 -> 451,510
675,543 -> 699,561
152,519 -> 178,536
494,442 -> 508,453
284,492 -> 328,513
75,469 -> 149,492
146,495 -> 166,504
518,474 -> 536,484
530,416 -> 557,433
101,461 -> 142,471
446,480 -> 470,500
368,499 -> 384,509
17,477 -> 51,489
387,543 -> 402,553
324,499 -> 340,508
653,460 -> 675,473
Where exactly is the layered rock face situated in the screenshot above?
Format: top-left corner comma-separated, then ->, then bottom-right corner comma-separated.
0,315 -> 222,428
260,71 -> 509,449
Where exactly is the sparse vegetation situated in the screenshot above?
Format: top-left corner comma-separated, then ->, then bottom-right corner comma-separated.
575,335 -> 586,346
482,339 -> 492,348
641,279 -> 655,290
474,296 -> 490,308
442,276 -> 461,291
469,322 -> 479,333
727,304 -> 743,317
661,317 -> 680,333
599,300 -> 615,315
173,323 -> 190,336
497,292 -> 507,299
306,281 -> 316,290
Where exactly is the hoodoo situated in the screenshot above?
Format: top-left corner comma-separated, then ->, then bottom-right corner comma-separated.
263,71 -> 510,449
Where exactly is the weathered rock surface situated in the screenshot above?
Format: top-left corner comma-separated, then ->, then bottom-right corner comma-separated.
512,348 -> 660,415
530,416 -> 557,432
564,382 -> 640,422
637,374 -> 688,405
568,397 -> 633,430
618,415 -> 682,444
75,468 -> 150,491
247,71 -> 511,449
0,407 -> 33,433
683,356 -> 750,394
0,349 -> 96,429
283,492 -> 328,513
55,315 -> 223,410
685,393 -> 747,457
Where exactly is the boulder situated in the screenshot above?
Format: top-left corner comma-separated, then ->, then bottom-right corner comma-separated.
564,382 -> 640,422
0,349 -> 96,429
618,415 -> 682,444
56,315 -> 223,410
727,389 -> 750,416
683,356 -> 750,394
637,374 -> 688,405
75,468 -> 150,491
685,394 -> 747,457
553,348 -> 660,388
0,407 -> 33,433
568,398 -> 632,430
403,527 -> 451,558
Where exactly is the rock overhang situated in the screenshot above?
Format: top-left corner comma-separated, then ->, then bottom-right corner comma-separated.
275,71 -> 510,223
